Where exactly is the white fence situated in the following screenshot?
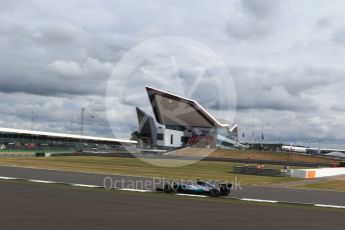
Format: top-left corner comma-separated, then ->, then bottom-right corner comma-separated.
290,168 -> 345,178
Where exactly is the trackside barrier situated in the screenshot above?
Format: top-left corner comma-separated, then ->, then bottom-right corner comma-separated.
232,166 -> 288,177
0,153 -> 35,157
290,168 -> 345,178
35,152 -> 45,157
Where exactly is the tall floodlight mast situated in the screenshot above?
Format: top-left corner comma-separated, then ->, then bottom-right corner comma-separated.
80,107 -> 85,136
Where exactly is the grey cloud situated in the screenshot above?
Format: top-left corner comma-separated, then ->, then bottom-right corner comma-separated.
317,17 -> 332,28
331,28 -> 345,45
236,86 -> 317,112
226,15 -> 270,40
241,0 -> 281,19
0,58 -> 112,96
225,0 -> 281,40
0,92 -> 116,137
33,23 -> 86,47
229,65 -> 341,112
0,0 -> 17,12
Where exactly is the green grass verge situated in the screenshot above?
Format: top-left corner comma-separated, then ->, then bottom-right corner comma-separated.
0,149 -> 73,153
0,156 -> 301,185
211,149 -> 338,164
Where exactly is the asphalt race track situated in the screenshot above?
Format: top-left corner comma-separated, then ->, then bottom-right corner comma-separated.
1,165 -> 345,206
1,180 -> 344,230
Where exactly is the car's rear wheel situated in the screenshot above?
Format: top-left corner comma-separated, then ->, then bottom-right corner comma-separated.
176,187 -> 183,193
210,188 -> 220,197
220,185 -> 230,196
164,184 -> 173,193
223,189 -> 230,195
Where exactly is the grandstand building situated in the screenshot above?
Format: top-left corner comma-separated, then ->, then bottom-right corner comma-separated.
134,87 -> 243,149
0,127 -> 136,153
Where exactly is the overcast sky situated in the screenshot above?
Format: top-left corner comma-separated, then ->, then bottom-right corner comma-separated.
1,0 -> 345,146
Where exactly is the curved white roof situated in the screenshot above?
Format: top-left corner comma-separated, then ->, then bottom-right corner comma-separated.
325,152 -> 345,158
0,127 -> 136,144
146,86 -> 229,128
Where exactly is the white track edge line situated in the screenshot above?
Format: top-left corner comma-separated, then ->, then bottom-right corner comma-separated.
118,188 -> 153,193
240,198 -> 278,203
0,176 -> 18,180
70,183 -> 101,188
28,179 -> 57,184
175,194 -> 208,198
314,204 -> 345,209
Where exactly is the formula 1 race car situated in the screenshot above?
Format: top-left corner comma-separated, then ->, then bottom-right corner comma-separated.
160,180 -> 232,197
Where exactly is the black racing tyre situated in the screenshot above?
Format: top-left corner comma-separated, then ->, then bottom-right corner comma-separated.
220,185 -> 230,196
164,184 -> 173,193
176,187 -> 183,193
210,188 -> 220,197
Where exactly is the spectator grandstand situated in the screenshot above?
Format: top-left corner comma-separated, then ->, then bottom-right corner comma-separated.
0,127 -> 136,153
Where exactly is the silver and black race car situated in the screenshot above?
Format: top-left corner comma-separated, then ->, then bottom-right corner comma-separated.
160,179 -> 232,197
